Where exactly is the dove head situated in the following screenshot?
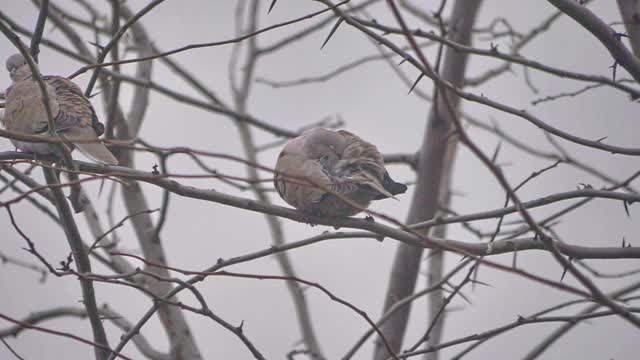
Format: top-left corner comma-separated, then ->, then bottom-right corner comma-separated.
6,53 -> 31,81
284,128 -> 346,169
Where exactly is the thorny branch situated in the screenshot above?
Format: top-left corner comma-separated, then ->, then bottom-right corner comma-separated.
0,1 -> 639,359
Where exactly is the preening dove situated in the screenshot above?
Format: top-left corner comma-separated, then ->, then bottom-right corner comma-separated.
3,53 -> 118,165
274,128 -> 407,216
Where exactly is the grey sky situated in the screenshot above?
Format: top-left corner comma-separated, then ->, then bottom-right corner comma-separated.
1,1 -> 639,359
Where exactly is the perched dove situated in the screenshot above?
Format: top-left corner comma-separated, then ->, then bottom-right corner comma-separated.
274,128 -> 407,216
3,53 -> 118,165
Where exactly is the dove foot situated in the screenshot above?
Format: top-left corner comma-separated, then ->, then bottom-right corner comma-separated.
303,210 -> 320,227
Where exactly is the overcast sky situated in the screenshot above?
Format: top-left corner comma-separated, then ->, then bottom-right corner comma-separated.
1,1 -> 639,359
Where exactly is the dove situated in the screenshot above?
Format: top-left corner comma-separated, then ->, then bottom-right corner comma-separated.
274,128 -> 407,216
3,53 -> 118,165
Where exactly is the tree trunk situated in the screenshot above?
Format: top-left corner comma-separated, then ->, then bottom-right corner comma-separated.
373,2 -> 482,359
617,0 -> 640,57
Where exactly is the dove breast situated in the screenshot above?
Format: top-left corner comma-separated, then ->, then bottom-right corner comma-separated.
4,80 -> 60,154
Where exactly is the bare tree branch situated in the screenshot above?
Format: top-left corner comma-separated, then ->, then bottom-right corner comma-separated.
549,0 -> 640,82
29,0 -> 48,61
373,2 -> 481,358
0,311 -> 130,360
1,2 -> 638,358
617,0 -> 640,57
0,306 -> 169,360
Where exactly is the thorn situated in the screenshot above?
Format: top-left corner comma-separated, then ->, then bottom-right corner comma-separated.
88,41 -> 105,51
613,31 -> 629,40
267,0 -> 277,14
88,91 -> 102,99
236,320 -> 244,334
491,141 -> 502,163
595,136 -> 608,143
321,17 -> 345,49
456,290 -> 472,305
470,279 -> 492,287
408,73 -> 425,94
622,237 -> 626,247
624,201 -> 631,217
610,60 -> 618,82
471,264 -> 480,291
560,257 -> 572,281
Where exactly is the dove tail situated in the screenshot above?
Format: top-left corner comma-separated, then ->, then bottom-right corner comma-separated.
366,172 -> 407,200
382,171 -> 407,196
62,127 -> 118,165
75,141 -> 119,165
